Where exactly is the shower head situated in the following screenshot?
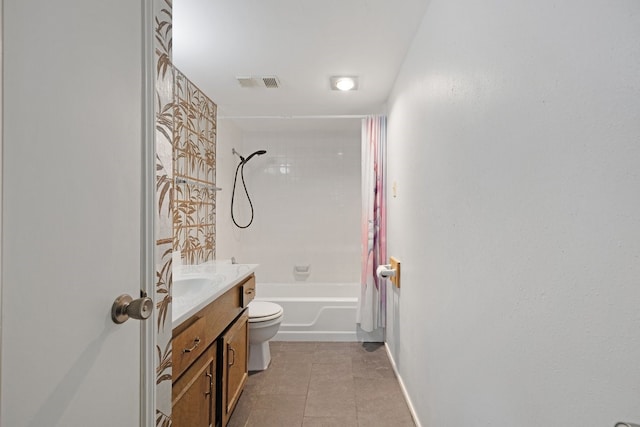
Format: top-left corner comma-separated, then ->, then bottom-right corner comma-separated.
243,150 -> 267,163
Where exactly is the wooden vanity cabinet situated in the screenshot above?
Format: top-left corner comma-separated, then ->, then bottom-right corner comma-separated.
172,274 -> 254,427
220,311 -> 249,426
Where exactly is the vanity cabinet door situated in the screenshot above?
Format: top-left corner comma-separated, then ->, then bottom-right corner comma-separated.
172,342 -> 217,427
221,311 -> 249,426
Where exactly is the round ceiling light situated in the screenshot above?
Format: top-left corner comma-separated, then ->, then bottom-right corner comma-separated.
330,76 -> 359,91
335,77 -> 356,91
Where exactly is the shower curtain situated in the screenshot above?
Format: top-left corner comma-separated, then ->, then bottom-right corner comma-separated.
357,115 -> 387,332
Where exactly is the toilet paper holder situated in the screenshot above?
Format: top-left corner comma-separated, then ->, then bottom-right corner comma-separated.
377,257 -> 401,288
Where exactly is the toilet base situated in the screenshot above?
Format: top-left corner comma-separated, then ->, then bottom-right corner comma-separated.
248,341 -> 271,371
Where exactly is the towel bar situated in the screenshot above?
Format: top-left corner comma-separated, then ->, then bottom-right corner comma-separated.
175,176 -> 222,191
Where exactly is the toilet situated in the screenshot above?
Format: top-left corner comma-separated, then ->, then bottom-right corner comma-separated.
247,301 -> 284,371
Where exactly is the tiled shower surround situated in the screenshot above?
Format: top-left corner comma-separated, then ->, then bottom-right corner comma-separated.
173,69 -> 217,265
218,128 -> 361,283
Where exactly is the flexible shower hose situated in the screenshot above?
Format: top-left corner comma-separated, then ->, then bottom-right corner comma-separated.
231,160 -> 256,229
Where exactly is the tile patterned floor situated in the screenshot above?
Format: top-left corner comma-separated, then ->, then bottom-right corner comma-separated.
228,342 -> 416,427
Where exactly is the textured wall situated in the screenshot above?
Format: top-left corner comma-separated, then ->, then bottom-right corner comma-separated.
385,1 -> 640,425
153,0 -> 174,424
154,32 -> 219,427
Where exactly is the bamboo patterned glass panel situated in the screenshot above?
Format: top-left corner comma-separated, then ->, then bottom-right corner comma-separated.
173,69 -> 217,265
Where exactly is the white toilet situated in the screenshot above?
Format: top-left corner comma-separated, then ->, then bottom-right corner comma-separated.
247,301 -> 284,371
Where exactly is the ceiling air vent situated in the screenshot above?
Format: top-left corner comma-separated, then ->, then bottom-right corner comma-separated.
236,75 -> 281,89
262,76 -> 280,89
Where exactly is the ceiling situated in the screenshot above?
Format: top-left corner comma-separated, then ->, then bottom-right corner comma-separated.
173,0 -> 430,132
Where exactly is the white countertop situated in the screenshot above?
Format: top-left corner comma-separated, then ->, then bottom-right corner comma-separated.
171,261 -> 258,328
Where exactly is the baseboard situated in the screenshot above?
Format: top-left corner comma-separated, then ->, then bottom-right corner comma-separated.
273,326 -> 384,342
384,343 -> 423,427
273,331 -> 358,341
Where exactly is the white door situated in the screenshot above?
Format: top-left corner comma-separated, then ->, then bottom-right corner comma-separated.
1,1 -> 154,426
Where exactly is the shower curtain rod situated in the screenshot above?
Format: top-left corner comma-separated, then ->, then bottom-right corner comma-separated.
217,114 -> 370,119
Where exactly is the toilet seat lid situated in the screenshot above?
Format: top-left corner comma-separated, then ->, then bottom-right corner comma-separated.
248,301 -> 283,322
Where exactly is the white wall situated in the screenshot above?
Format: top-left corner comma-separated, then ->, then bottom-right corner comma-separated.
219,129 -> 361,283
386,1 -> 640,426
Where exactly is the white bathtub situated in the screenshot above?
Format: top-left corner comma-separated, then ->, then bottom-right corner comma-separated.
254,282 -> 360,342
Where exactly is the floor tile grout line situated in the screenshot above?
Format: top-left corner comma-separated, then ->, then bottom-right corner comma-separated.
352,356 -> 360,427
300,360 -> 312,426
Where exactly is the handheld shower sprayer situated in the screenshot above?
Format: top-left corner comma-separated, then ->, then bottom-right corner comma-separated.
232,148 -> 266,164
244,150 -> 267,163
231,148 -> 267,228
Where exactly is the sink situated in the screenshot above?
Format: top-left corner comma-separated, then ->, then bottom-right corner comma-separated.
173,275 -> 225,300
171,261 -> 259,327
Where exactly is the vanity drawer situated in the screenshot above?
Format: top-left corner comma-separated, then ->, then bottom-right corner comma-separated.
241,275 -> 256,308
199,282 -> 243,343
173,316 -> 207,380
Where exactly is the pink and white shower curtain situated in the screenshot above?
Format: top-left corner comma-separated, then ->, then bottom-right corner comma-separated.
357,115 -> 387,332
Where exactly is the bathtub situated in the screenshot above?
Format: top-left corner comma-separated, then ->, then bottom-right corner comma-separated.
254,282 -> 360,341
